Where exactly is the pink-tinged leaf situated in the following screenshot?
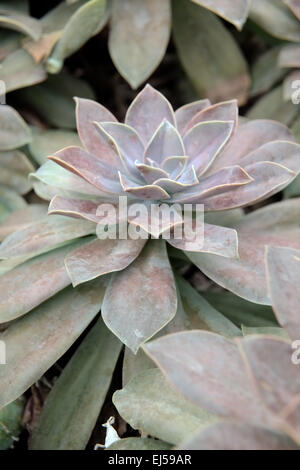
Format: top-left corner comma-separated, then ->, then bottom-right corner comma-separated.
187,198 -> 300,304
108,0 -> 171,89
155,167 -> 199,193
279,44 -> 300,68
128,204 -> 183,238
175,100 -> 211,135
170,166 -> 253,204
48,196 -> 101,223
136,163 -> 169,184
0,278 -> 106,409
208,120 -> 294,173
238,336 -> 300,417
125,84 -> 175,145
266,246 -> 300,341
144,121 -> 185,164
0,105 -> 31,151
143,331 -> 274,427
0,215 -> 95,260
183,100 -> 238,135
178,421 -> 299,450
119,172 -> 170,200
65,238 -> 146,286
0,204 -> 48,241
161,156 -> 188,178
0,241 -> 87,323
191,0 -> 250,30
285,0 -> 300,20
183,121 -> 234,176
75,97 -> 117,155
240,141 -> 300,174
168,223 -> 238,258
100,122 -> 144,177
102,240 -> 177,353
49,146 -> 122,194
202,162 -> 295,211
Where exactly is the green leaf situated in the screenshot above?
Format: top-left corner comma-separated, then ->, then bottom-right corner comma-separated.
172,0 -> 250,104
191,0 -> 250,30
0,48 -> 46,92
242,326 -> 289,339
0,397 -> 24,450
47,0 -> 107,74
250,46 -> 287,97
28,128 -> 81,165
113,369 -> 217,446
107,437 -> 171,451
0,105 -> 31,150
30,317 -> 122,450
0,7 -> 41,41
0,184 -> 26,223
109,0 -> 171,89
0,150 -> 34,194
0,277 -> 106,409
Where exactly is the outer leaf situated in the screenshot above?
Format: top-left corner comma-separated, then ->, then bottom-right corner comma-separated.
108,0 -> 171,89
0,150 -> 34,195
0,105 -> 31,150
172,0 -> 250,105
0,48 -> 46,92
0,278 -> 106,409
250,46 -> 287,97
175,100 -> 211,136
0,397 -> 24,450
113,369 -> 217,445
28,129 -> 81,165
30,318 -> 122,450
107,437 -> 171,451
191,0 -> 250,30
0,185 -> 26,223
266,246 -> 300,341
0,8 -> 41,40
102,240 -> 177,353
0,204 -> 47,241
178,421 -> 299,450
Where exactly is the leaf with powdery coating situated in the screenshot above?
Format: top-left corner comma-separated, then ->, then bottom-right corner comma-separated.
143,331 -> 275,428
107,437 -> 171,451
108,0 -> 171,89
102,240 -> 177,352
178,421 -> 299,450
0,204 -> 47,241
267,246 -> 300,341
0,278 -> 106,409
113,369 -> 217,445
0,105 -> 31,151
191,0 -> 250,30
187,199 -> 300,304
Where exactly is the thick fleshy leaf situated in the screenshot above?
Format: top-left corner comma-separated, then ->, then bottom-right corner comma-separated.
175,100 -> 210,136
0,8 -> 41,40
178,421 -> 299,450
0,241 -> 91,323
0,48 -> 46,92
0,185 -> 26,224
75,97 -> 117,156
188,198 -> 300,304
0,397 -> 24,450
279,44 -> 300,68
65,238 -> 146,286
0,150 -> 34,194
182,100 -> 238,135
119,172 -> 170,200
0,204 -> 47,241
201,162 -> 295,211
172,0 -> 250,104
136,163 -> 169,184
144,331 -> 274,427
238,336 -> 300,417
108,0 -> 171,89
0,215 -> 95,260
239,141 -> 300,174
125,84 -> 175,145
285,0 -> 300,20
49,146 -> 122,194
113,369 -> 217,445
102,240 -> 177,352
48,196 -> 101,223
242,326 -> 289,339
266,246 -> 300,341
208,120 -> 294,173
30,317 -> 122,450
176,276 -> 241,337
107,437 -> 171,451
154,168 -> 199,193
251,46 -> 287,97
249,0 -> 300,42
46,0 -> 107,73
0,105 -> 31,151
128,203 -> 183,238
0,278 -> 106,409
168,223 -> 238,258
144,121 -> 184,164
191,0 -> 250,30
184,121 -> 234,175
29,128 -> 81,165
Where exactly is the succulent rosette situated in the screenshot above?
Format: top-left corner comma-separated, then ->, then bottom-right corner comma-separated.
0,85 -> 299,356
